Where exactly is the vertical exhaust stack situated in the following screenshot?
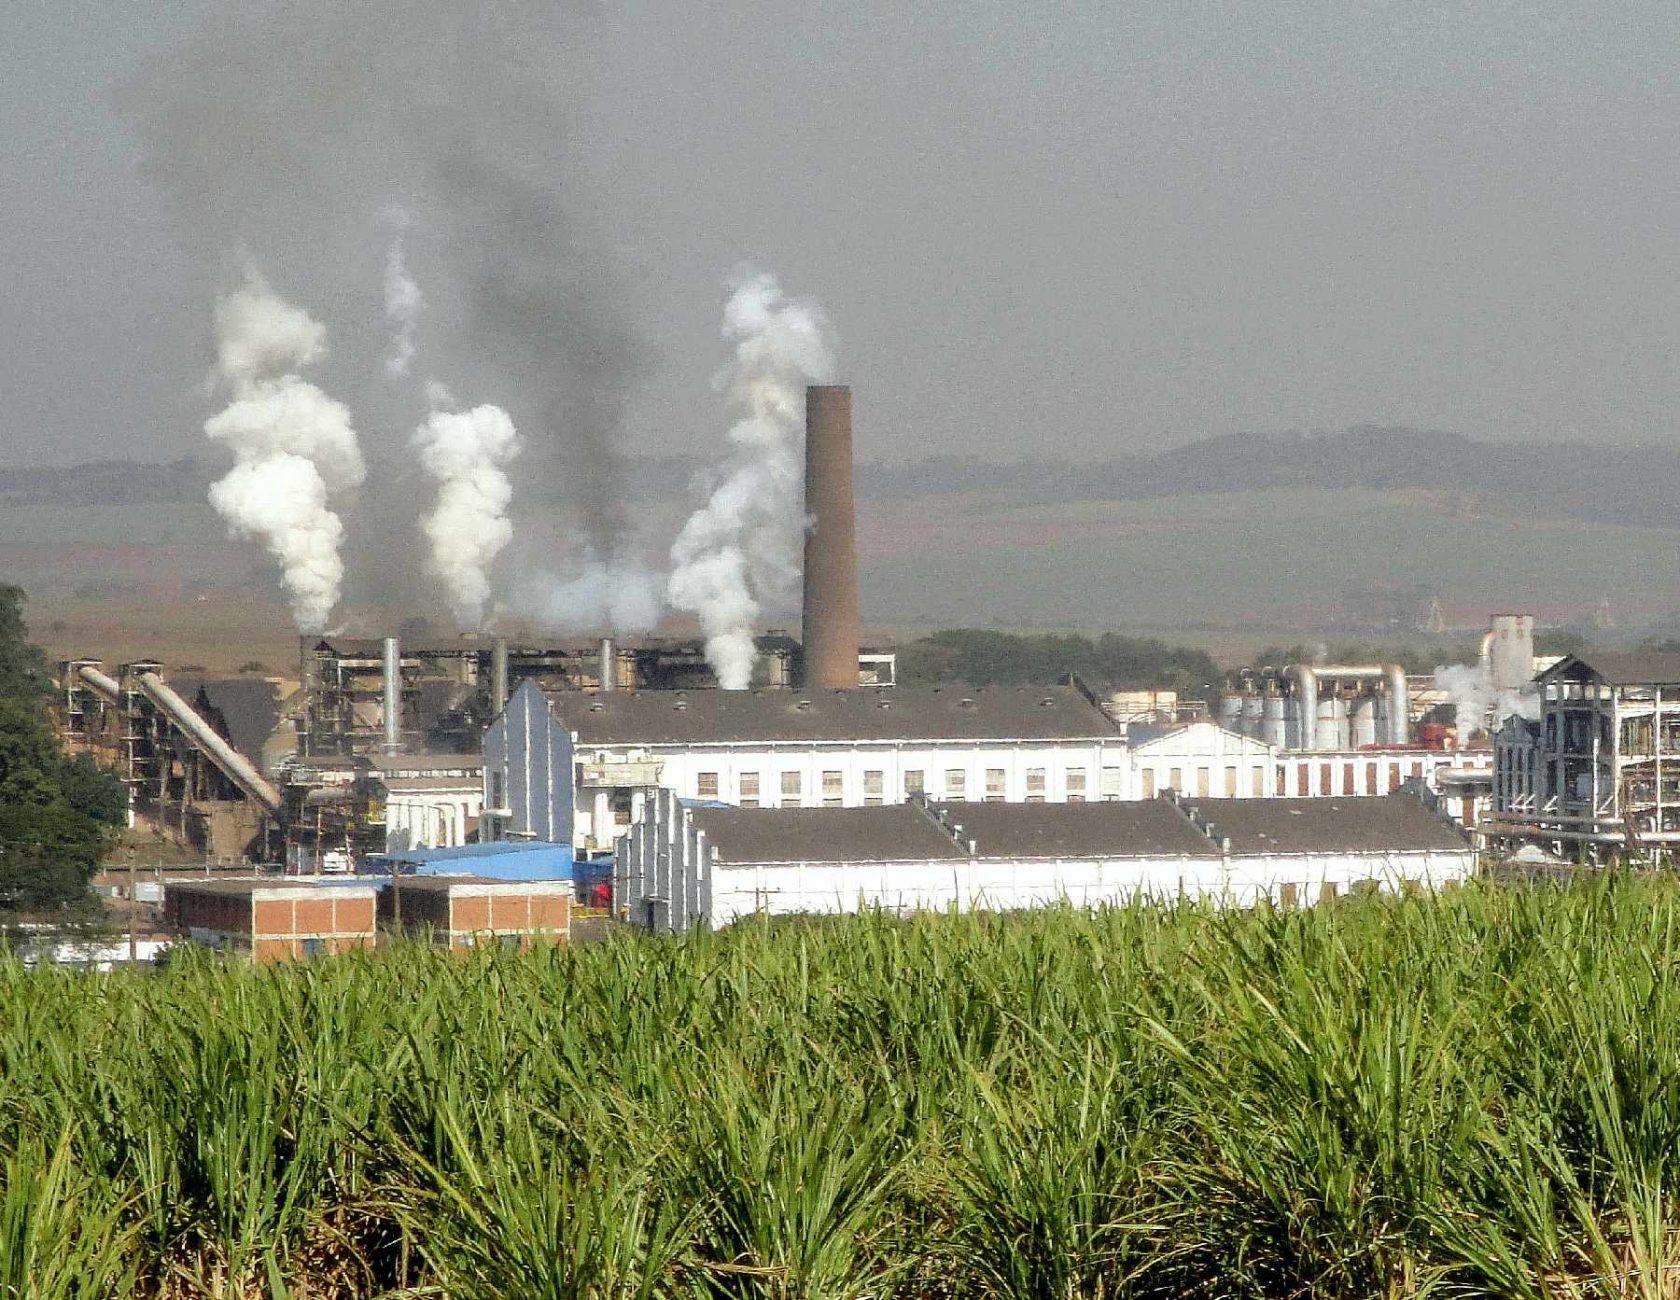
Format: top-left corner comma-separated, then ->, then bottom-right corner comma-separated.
801,384 -> 859,689
382,637 -> 401,755
599,637 -> 616,691
491,636 -> 509,712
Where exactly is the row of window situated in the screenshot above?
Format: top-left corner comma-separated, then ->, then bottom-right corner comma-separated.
696,767 -> 1109,807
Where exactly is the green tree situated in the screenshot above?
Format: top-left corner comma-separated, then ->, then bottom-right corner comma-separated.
0,586 -> 122,911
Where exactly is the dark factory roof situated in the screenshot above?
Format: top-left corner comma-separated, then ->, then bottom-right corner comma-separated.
690,805 -> 970,864
924,800 -> 1217,859
684,795 -> 1469,866
169,677 -> 282,762
1180,797 -> 1469,855
552,685 -> 1120,745
1541,652 -> 1680,687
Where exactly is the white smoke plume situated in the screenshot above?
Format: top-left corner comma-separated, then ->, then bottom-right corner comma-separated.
204,275 -> 365,632
667,269 -> 834,688
382,220 -> 422,378
512,555 -> 664,635
412,402 -> 522,629
1433,661 -> 1541,737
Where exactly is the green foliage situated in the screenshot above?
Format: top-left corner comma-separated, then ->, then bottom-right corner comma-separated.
899,628 -> 1221,694
0,586 -> 123,911
4,881 -> 1680,1294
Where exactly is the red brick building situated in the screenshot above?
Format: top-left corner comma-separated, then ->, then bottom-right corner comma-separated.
380,876 -> 571,949
165,880 -> 378,961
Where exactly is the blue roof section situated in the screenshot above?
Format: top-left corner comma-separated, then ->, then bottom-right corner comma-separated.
365,840 -> 573,881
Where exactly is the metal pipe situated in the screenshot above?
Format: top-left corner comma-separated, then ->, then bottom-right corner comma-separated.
382,637 -> 401,755
599,636 -> 616,692
134,673 -> 282,811
491,636 -> 509,709
1287,665 -> 1318,749
1384,664 -> 1409,744
76,664 -> 121,703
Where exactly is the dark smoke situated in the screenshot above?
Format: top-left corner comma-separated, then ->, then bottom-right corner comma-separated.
115,0 -> 640,610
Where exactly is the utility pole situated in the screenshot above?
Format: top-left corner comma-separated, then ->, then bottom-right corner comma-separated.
126,845 -> 137,965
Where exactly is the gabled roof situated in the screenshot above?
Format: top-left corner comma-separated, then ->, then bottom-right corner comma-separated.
1127,720 -> 1276,755
925,800 -> 1218,859
553,685 -> 1121,746
1537,653 -> 1680,687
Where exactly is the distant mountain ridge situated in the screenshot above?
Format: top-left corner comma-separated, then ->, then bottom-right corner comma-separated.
4,429 -> 1676,531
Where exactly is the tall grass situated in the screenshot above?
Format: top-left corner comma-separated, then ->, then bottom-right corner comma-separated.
8,875 -> 1680,1296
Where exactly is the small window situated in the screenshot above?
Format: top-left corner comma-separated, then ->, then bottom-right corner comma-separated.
946,769 -> 966,801
300,937 -> 325,959
1168,767 -> 1183,792
1023,768 -> 1044,803
1138,768 -> 1155,799
863,770 -> 884,806
1224,766 -> 1238,797
739,772 -> 760,808
1101,766 -> 1123,801
780,771 -> 802,806
822,770 -> 844,807
500,933 -> 523,952
1066,767 -> 1086,802
489,771 -> 505,808
904,769 -> 925,796
1196,768 -> 1210,798
985,768 -> 1007,802
697,772 -> 719,799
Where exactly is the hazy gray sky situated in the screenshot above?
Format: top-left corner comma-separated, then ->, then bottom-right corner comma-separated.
3,0 -> 1678,475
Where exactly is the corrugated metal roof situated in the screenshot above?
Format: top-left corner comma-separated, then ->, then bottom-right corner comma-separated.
555,685 -> 1119,745
926,800 -> 1218,859
691,805 -> 968,864
1544,652 -> 1680,686
1180,797 -> 1469,854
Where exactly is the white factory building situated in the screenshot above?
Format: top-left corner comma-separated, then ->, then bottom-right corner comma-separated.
478,684 -> 1495,853
617,789 -> 1475,932
550,684 -> 1127,852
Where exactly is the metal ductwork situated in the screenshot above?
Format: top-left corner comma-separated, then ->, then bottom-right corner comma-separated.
75,664 -> 121,704
801,383 -> 859,690
133,673 -> 282,812
382,637 -> 401,755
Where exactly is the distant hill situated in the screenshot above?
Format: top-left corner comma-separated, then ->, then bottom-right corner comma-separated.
856,427 -> 1680,531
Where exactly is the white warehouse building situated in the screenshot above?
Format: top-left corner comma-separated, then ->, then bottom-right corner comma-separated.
617,789 -> 1475,933
549,684 -> 1127,852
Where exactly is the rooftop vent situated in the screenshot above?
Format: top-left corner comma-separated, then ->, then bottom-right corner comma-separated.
673,702 -> 687,712
796,700 -> 813,711
958,697 -> 976,709
588,702 -> 604,712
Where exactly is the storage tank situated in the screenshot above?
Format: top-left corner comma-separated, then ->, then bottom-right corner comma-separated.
1262,693 -> 1288,748
1315,697 -> 1339,751
1220,694 -> 1244,731
1350,696 -> 1378,748
1241,692 -> 1263,737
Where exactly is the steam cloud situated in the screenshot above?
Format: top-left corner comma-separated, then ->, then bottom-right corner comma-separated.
511,556 -> 663,635
412,403 -> 523,630
667,270 -> 834,688
1433,661 -> 1541,737
382,220 -> 422,379
204,275 -> 365,632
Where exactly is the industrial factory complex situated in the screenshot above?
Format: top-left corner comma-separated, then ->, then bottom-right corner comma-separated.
45,386 -> 1654,946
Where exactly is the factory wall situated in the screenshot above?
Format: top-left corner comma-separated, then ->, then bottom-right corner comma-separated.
579,738 -> 1123,849
482,681 -> 575,843
617,791 -> 1475,934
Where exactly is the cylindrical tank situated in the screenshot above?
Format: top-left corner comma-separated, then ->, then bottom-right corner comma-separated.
1241,693 -> 1263,737
1262,694 -> 1287,748
599,637 -> 616,692
1315,697 -> 1338,751
1220,694 -> 1243,730
1350,696 -> 1378,748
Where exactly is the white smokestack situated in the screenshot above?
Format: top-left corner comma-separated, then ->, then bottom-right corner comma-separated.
204,274 -> 365,633
412,402 -> 522,629
667,269 -> 834,688
382,222 -> 422,378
